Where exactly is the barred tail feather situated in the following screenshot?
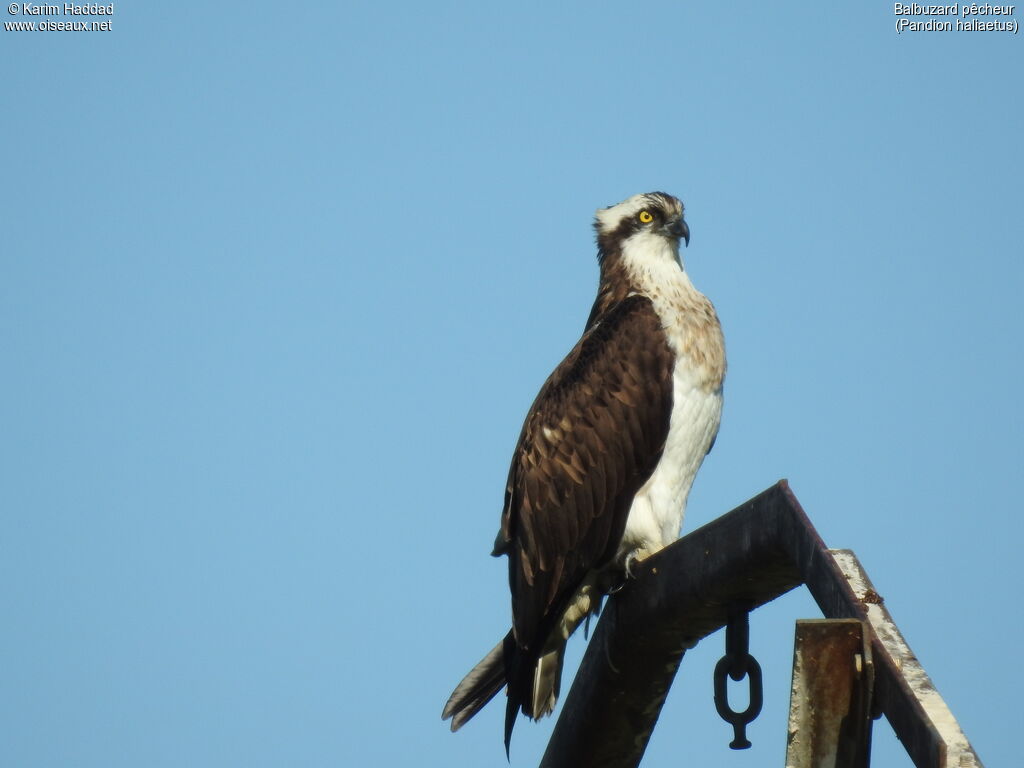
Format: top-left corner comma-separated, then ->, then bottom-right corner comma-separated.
442,633 -> 509,732
444,631 -> 568,757
503,638 -> 566,757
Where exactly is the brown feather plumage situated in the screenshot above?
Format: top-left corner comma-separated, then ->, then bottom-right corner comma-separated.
493,295 -> 673,729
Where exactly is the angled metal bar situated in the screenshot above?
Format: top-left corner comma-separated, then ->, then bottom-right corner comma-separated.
538,480 -> 983,768
827,551 -> 980,768
539,482 -> 806,767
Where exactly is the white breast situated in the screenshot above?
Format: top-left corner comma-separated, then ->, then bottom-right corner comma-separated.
617,231 -> 725,557
621,363 -> 722,554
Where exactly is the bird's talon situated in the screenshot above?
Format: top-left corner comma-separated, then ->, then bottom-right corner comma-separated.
624,550 -> 644,578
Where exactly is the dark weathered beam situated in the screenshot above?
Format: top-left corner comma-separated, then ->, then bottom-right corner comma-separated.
539,480 -> 983,768
540,482 -> 805,768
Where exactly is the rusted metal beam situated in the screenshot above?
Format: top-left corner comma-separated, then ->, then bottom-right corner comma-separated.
538,480 -> 982,768
785,619 -> 874,768
539,482 -> 806,768
827,551 -> 980,768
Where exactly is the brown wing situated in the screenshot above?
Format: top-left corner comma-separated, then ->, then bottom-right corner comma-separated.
494,295 -> 674,652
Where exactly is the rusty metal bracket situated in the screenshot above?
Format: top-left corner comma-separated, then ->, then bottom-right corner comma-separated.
538,481 -> 984,768
786,619 -> 874,768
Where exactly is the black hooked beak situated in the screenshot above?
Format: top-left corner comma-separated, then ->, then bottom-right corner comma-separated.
668,217 -> 690,247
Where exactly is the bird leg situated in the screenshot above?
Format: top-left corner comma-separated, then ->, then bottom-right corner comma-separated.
624,547 -> 657,577
605,547 -> 657,594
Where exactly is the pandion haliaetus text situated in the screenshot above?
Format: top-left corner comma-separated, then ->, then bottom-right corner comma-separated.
442,192 -> 726,754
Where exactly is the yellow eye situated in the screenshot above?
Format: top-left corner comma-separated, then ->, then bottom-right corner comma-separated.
638,210 -> 653,223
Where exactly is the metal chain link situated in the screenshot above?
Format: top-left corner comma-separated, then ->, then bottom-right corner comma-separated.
713,605 -> 763,749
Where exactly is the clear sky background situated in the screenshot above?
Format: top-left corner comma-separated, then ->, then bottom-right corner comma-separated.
2,3 -> 1020,766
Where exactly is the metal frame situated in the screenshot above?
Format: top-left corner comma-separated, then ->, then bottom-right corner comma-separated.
538,481 -> 982,768
786,619 -> 874,768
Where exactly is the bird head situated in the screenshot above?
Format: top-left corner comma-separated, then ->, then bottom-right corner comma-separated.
593,192 -> 689,264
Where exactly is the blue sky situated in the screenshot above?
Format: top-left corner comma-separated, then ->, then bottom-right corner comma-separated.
2,3 -> 1019,766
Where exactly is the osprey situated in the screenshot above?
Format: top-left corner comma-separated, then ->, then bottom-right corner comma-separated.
442,192 -> 726,753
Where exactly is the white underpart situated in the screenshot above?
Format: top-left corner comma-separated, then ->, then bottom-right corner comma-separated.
617,229 -> 723,556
